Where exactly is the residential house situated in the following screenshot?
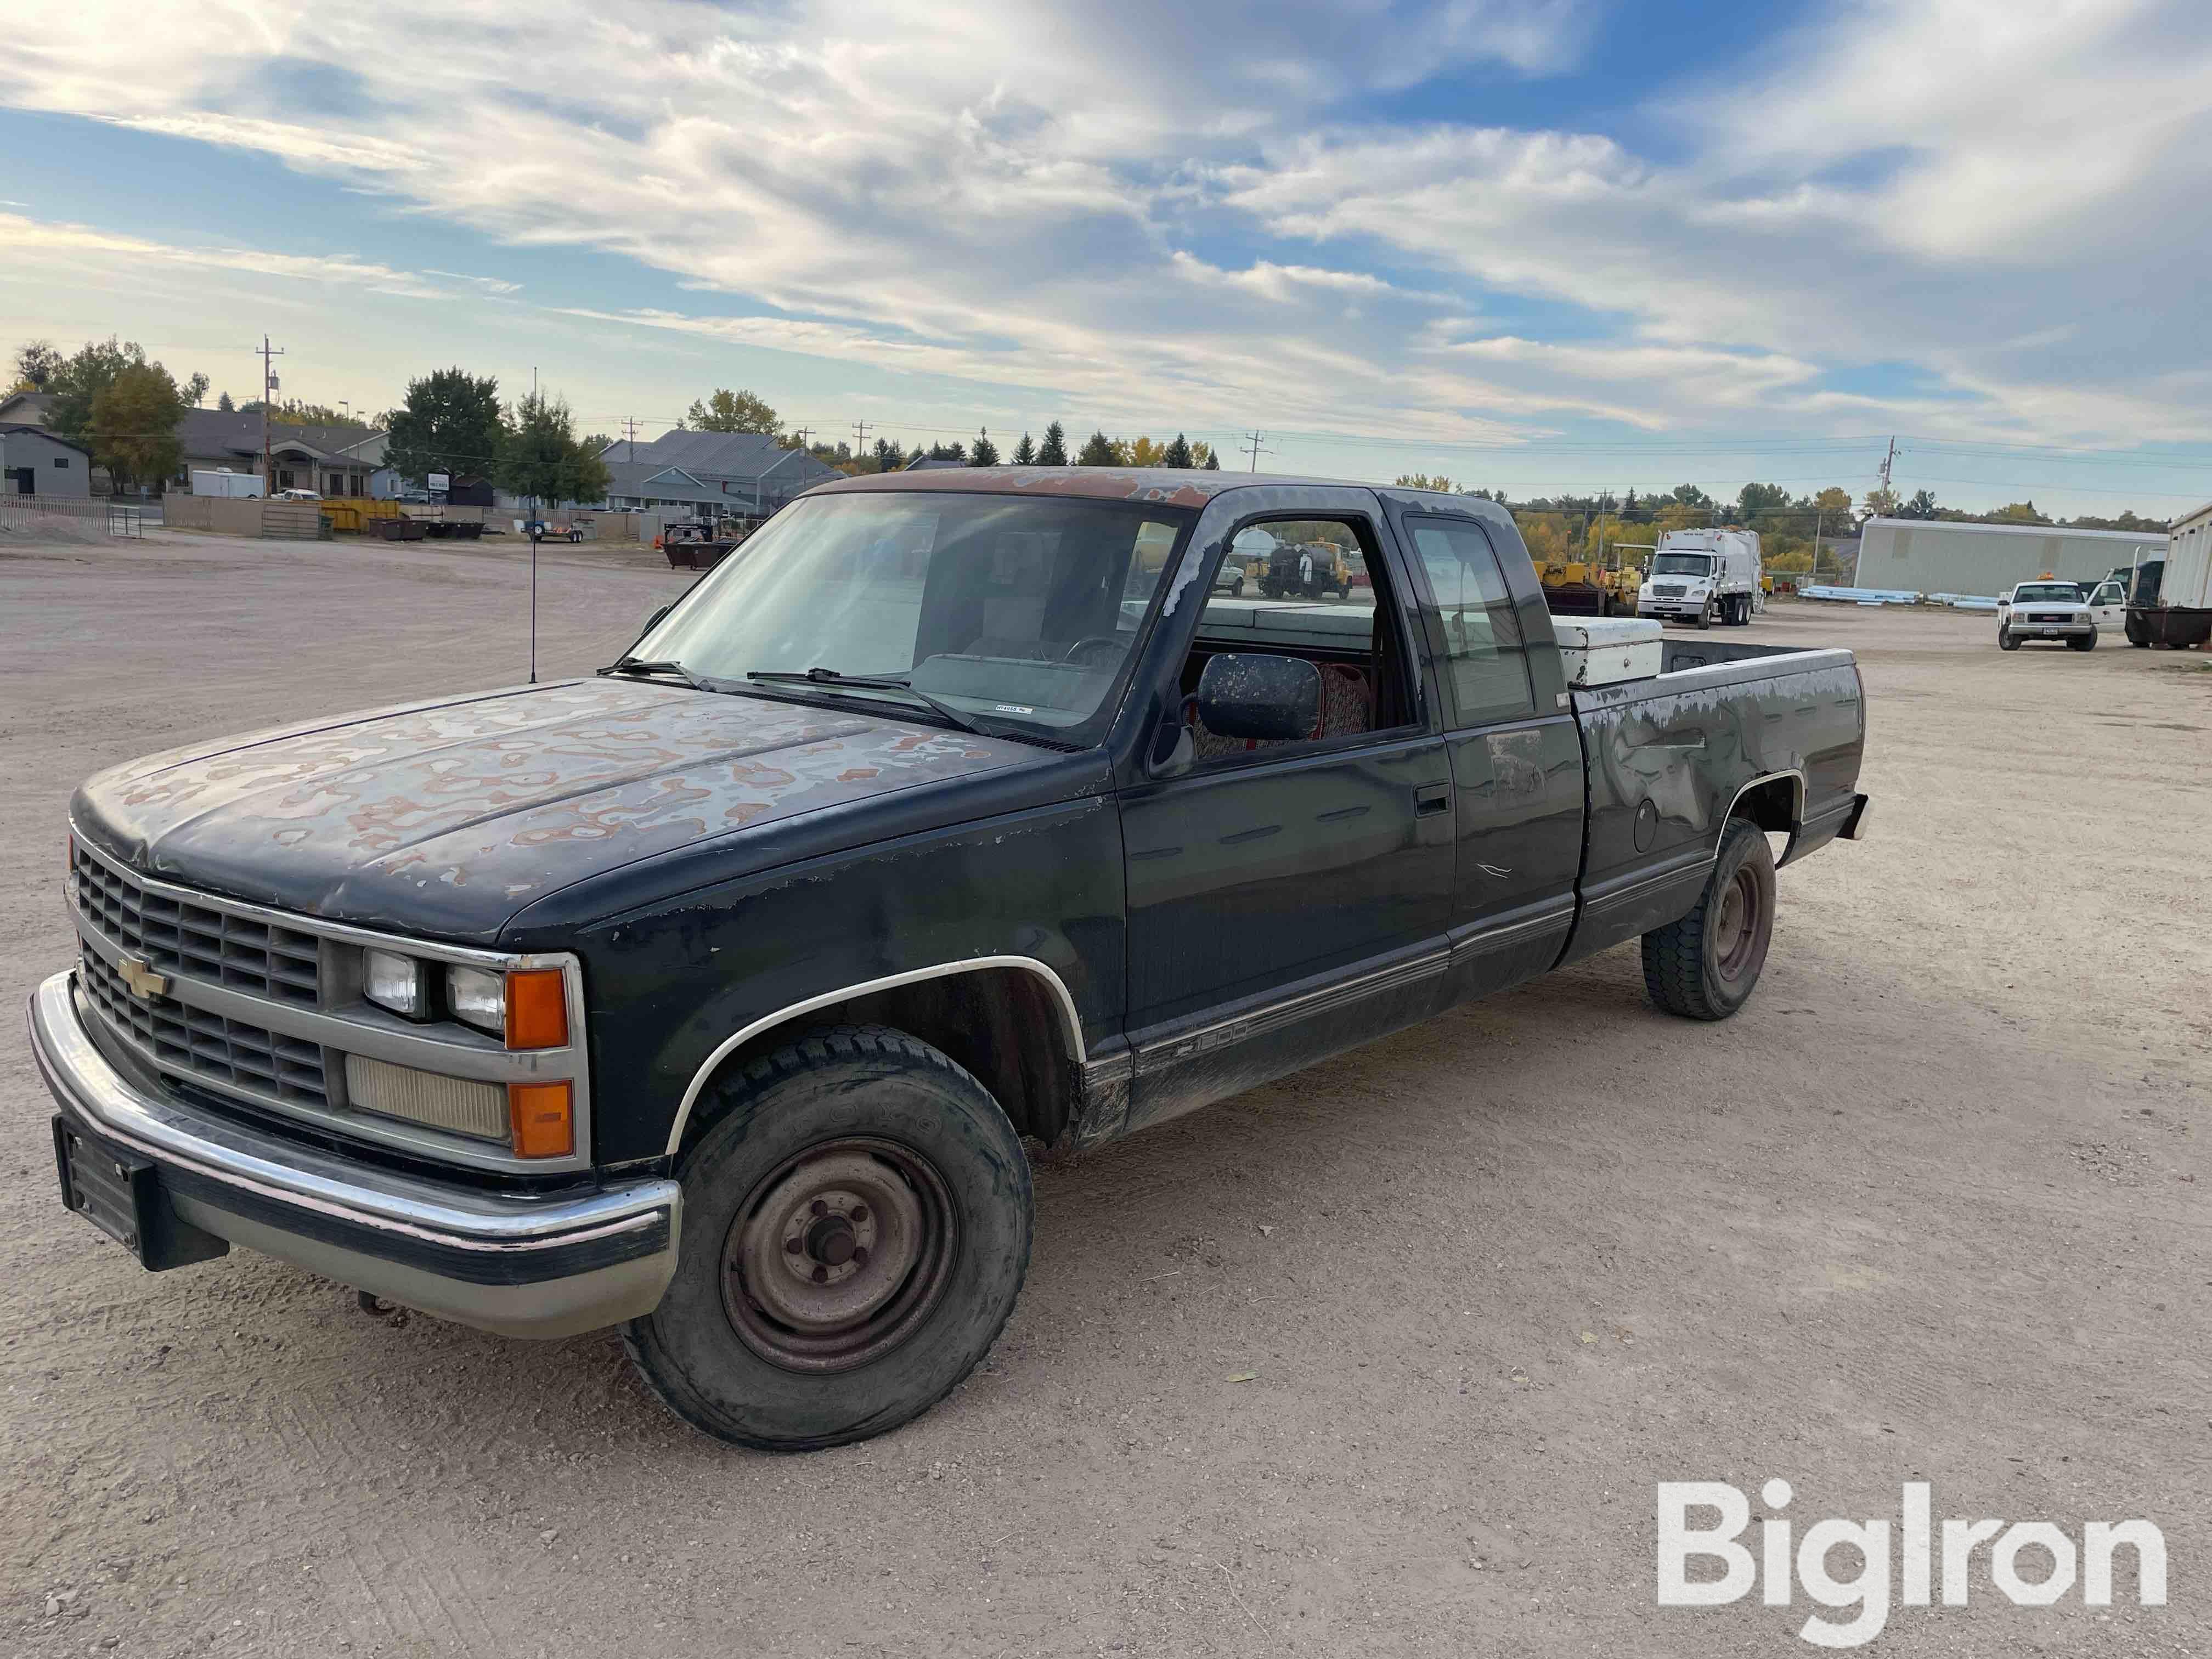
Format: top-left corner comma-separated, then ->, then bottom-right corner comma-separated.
1,424 -> 92,498
174,410 -> 394,497
593,430 -> 840,515
0,390 -> 56,427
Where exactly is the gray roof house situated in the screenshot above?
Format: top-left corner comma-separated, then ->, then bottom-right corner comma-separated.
2,423 -> 93,499
593,430 -> 840,515
175,411 -> 393,497
0,390 -> 57,426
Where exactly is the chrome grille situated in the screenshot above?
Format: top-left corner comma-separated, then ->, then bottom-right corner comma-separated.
80,947 -> 330,1109
2028,612 -> 2072,624
1654,583 -> 1685,597
72,845 -> 320,1007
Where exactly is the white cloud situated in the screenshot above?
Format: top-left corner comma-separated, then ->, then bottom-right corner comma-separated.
0,0 -> 2207,476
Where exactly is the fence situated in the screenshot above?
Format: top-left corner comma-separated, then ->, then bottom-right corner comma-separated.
0,498 -> 125,535
165,495 -> 323,540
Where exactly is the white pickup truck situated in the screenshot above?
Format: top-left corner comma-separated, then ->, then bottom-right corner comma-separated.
1996,579 -> 2097,652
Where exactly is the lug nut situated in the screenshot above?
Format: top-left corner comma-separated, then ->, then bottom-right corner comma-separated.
851,1204 -> 868,1222
811,1265 -> 828,1284
784,1236 -> 802,1254
810,1199 -> 828,1217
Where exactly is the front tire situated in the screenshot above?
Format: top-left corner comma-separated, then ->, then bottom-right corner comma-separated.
625,1025 -> 1032,1452
1641,817 -> 1776,1020
1696,600 -> 1714,630
1999,626 -> 2019,651
2069,631 -> 2097,652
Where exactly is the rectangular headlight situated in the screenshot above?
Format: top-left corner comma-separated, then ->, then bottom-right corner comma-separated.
447,964 -> 505,1036
364,949 -> 430,1020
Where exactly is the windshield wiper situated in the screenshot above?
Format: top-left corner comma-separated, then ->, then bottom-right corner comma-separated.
599,656 -> 715,692
744,668 -> 995,735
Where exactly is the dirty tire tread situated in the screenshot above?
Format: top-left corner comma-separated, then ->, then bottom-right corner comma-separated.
624,1023 -> 1032,1453
1641,818 -> 1774,1022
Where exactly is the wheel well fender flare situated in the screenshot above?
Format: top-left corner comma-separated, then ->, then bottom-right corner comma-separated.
662,956 -> 1087,1158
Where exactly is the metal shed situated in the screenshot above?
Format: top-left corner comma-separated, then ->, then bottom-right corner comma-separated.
1858,517 -> 2167,596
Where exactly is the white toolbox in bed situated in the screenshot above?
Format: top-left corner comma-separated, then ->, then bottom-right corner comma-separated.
1553,617 -> 1664,687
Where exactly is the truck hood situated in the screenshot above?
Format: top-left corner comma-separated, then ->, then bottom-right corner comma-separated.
72,678 -> 1043,941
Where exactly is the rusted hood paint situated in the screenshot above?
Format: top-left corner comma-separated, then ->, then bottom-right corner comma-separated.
71,678 -> 1046,941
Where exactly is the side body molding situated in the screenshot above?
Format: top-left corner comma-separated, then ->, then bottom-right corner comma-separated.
661,956 -> 1088,1158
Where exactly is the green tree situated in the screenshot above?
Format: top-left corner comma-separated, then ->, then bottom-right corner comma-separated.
386,368 -> 505,486
12,338 -> 63,392
1668,483 -> 1713,510
1737,481 -> 1788,518
1012,432 -> 1036,465
1898,488 -> 1939,520
580,433 -> 616,458
1036,422 -> 1069,466
927,441 -> 968,462
1202,449 -> 1220,471
1861,486 -> 1900,520
499,391 -> 610,510
1987,500 -> 2050,524
1395,473 -> 1458,492
872,437 -> 904,472
216,391 -> 235,412
969,429 -> 1001,466
1189,439 -> 1216,469
47,337 -> 151,441
182,372 -> 210,408
1075,430 -> 1116,466
685,388 -> 781,434
1162,433 -> 1193,468
88,363 -> 185,492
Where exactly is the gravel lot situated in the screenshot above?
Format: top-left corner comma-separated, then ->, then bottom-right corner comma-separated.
3,529 -> 2206,1657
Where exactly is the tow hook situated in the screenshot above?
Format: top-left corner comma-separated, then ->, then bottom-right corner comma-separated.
354,1289 -> 406,1324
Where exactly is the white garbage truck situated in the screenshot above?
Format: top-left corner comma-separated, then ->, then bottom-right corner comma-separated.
1638,528 -> 1764,628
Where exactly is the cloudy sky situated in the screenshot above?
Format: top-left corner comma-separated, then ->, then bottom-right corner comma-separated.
4,0 -> 2210,515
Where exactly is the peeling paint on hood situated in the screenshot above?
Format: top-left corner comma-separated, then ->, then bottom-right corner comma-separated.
71,678 -> 1040,938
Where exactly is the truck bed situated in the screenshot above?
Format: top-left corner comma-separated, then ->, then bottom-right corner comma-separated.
1558,640 -> 1866,964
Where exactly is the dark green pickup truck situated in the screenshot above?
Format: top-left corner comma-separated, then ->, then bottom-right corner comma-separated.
33,469 -> 1868,1449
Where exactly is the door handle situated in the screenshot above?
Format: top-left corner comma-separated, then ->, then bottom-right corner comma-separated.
1415,782 -> 1450,817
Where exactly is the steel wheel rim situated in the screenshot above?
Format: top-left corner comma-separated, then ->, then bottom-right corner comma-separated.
1712,865 -> 1764,981
721,1136 -> 958,1375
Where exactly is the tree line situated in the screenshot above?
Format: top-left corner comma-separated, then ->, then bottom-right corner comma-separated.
1395,474 -> 2172,574
678,388 -> 1223,474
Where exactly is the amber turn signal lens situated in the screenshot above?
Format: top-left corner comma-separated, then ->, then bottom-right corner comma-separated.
508,1081 -> 574,1159
505,969 -> 568,1050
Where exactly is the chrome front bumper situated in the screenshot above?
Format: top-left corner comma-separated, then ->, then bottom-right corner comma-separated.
29,970 -> 680,1338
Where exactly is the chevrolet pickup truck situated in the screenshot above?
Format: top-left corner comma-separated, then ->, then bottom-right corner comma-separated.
31,470 -> 1870,1451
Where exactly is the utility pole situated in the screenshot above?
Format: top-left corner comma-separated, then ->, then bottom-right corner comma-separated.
852,419 -> 871,463
1878,436 -> 1898,503
257,336 -> 285,492
622,416 -> 639,464
1242,430 -> 1271,472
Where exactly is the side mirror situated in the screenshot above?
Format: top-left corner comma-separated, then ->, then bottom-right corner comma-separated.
1196,653 -> 1321,742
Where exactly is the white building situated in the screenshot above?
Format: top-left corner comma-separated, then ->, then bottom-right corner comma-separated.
1858,517 -> 2166,596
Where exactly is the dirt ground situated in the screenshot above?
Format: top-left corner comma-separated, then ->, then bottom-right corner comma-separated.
2,529 -> 2205,1657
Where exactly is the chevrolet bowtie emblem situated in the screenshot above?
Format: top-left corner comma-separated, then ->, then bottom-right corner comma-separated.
117,956 -> 170,1000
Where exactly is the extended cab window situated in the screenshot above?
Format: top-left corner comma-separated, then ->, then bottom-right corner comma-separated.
1404,516 -> 1536,726
1176,516 -> 1417,764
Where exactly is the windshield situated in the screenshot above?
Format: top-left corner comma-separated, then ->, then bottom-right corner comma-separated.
1652,552 -> 1714,576
2012,583 -> 2080,602
635,491 -> 1195,745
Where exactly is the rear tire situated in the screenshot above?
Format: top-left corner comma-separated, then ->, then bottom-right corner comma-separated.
625,1025 -> 1032,1452
1641,817 -> 1776,1020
